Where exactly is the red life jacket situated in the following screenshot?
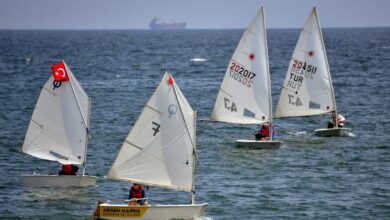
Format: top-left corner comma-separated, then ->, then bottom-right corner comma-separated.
130,187 -> 143,199
62,165 -> 72,174
260,126 -> 269,137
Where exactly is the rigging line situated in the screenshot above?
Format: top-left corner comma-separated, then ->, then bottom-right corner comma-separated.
261,7 -> 274,141
66,67 -> 89,131
169,72 -> 197,200
64,62 -> 90,171
171,77 -> 195,151
69,81 -> 89,131
314,8 -> 338,128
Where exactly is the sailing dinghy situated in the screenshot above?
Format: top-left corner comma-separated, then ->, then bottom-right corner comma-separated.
93,71 -> 207,220
21,61 -> 97,187
211,7 -> 283,149
274,7 -> 352,137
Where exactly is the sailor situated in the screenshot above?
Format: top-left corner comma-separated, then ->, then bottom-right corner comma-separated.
59,164 -> 78,175
128,183 -> 149,206
255,122 -> 270,140
328,113 -> 346,128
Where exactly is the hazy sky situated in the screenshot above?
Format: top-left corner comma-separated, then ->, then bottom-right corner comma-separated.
0,0 -> 389,29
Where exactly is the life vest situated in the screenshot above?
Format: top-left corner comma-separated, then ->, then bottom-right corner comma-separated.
62,164 -> 72,174
260,126 -> 270,137
130,187 -> 144,199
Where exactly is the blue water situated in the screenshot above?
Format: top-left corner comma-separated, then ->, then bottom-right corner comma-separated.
0,28 -> 389,219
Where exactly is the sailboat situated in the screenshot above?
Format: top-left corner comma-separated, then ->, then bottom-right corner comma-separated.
211,7 -> 283,149
93,71 -> 207,219
274,7 -> 352,137
21,61 -> 97,187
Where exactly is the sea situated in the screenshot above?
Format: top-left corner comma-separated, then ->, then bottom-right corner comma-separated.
0,28 -> 389,219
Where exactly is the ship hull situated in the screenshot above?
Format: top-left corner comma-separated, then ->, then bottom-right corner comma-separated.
149,24 -> 186,30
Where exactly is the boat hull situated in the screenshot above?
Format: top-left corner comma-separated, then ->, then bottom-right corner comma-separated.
94,202 -> 207,220
314,127 -> 352,137
22,174 -> 97,187
235,139 -> 283,149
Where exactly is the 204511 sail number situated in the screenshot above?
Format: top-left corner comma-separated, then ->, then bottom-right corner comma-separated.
229,62 -> 255,88
291,59 -> 317,79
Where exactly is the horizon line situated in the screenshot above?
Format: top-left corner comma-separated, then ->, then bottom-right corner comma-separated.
0,26 -> 389,31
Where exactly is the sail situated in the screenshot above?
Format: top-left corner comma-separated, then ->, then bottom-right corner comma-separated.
108,71 -> 195,192
211,7 -> 271,124
275,7 -> 335,118
22,61 -> 90,165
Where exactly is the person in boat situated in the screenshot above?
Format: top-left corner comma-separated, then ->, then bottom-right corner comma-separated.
128,183 -> 148,206
255,122 -> 274,141
327,113 -> 345,128
59,164 -> 79,175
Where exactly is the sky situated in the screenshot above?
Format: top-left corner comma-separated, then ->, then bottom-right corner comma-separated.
0,0 -> 389,29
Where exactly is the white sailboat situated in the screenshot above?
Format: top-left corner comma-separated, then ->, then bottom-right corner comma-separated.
93,71 -> 207,220
274,7 -> 352,137
21,61 -> 97,187
211,7 -> 283,149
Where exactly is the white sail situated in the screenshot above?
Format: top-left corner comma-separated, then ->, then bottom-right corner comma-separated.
275,7 -> 336,118
211,7 -> 271,124
22,61 -> 90,165
108,71 -> 195,192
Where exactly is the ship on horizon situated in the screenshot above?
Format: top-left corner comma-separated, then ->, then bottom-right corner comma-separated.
149,17 -> 186,30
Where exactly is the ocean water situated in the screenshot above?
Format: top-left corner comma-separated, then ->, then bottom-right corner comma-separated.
0,28 -> 389,219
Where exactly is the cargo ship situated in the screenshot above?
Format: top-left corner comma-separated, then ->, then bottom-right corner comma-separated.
149,17 -> 186,30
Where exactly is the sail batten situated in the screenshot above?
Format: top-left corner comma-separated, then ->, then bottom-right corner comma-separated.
211,7 -> 271,125
275,7 -> 335,118
108,71 -> 195,192
22,61 -> 90,165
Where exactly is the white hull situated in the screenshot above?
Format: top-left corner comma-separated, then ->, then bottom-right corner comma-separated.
235,139 -> 283,149
314,127 -> 352,137
22,174 -> 97,187
94,202 -> 207,220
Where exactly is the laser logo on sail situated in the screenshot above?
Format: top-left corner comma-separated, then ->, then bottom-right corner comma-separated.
168,104 -> 177,118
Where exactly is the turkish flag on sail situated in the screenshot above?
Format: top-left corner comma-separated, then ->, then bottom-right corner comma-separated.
51,62 -> 69,81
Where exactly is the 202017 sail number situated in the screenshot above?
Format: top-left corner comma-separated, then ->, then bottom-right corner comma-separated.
229,62 -> 255,88
224,97 -> 237,112
288,94 -> 302,107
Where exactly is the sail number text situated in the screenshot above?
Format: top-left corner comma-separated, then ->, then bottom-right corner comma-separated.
288,94 -> 303,107
224,97 -> 237,112
229,62 -> 255,88
285,59 -> 318,92
291,59 -> 317,79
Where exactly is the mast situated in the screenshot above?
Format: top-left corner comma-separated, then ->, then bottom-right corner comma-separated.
169,71 -> 197,203
262,7 -> 273,140
191,111 -> 197,205
66,65 -> 89,129
314,7 -> 338,128
65,61 -> 90,168
81,98 -> 91,175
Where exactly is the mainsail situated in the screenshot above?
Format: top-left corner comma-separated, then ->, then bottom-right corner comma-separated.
275,7 -> 336,118
108,71 -> 196,192
211,7 -> 271,124
22,61 -> 90,165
